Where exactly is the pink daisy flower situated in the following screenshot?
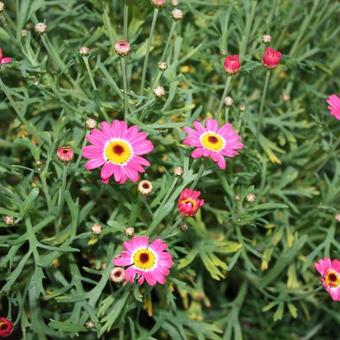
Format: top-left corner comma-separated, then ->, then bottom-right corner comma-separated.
178,188 -> 204,217
314,257 -> 340,301
0,48 -> 12,65
183,119 -> 244,169
326,94 -> 340,120
82,120 -> 154,184
113,236 -> 173,286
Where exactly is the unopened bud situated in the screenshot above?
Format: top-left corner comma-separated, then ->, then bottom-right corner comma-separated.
79,46 -> 90,56
85,118 -> 97,129
224,96 -> 233,107
174,166 -> 184,176
91,223 -> 102,235
158,61 -> 168,71
262,34 -> 272,43
172,8 -> 183,21
153,86 -> 165,98
124,226 -> 135,236
35,22 -> 47,34
3,216 -> 15,225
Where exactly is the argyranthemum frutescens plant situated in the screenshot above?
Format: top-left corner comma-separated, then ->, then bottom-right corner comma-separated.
0,0 -> 340,339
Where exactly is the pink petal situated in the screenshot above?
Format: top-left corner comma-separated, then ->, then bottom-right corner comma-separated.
205,119 -> 218,132
100,162 -> 115,180
149,239 -> 168,253
113,252 -> 132,266
144,272 -> 157,286
85,158 -> 106,170
191,148 -> 205,158
1,57 -> 12,64
315,258 -> 332,275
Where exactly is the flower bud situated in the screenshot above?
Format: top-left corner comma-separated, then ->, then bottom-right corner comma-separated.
3,216 -> 15,225
138,180 -> 153,195
224,55 -> 241,75
336,213 -> 340,222
85,118 -> 97,129
21,29 -> 29,37
174,166 -> 184,176
224,96 -> 233,107
86,320 -> 95,329
282,93 -> 290,102
0,317 -> 13,338
171,8 -> 183,20
124,226 -> 135,236
262,34 -> 272,43
262,47 -> 282,69
35,22 -> 47,34
239,104 -> 246,112
114,40 -> 130,56
246,193 -> 256,203
57,146 -> 74,162
153,86 -> 165,98
158,61 -> 168,71
151,0 -> 166,7
0,2 -> 4,12
91,223 -> 102,235
172,0 -> 180,5
79,46 -> 90,56
110,267 -> 125,283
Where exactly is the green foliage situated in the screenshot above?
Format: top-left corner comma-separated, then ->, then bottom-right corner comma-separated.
0,0 -> 339,339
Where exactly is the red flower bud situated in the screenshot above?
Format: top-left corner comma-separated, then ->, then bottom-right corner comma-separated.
178,188 -> 204,217
262,47 -> 282,69
57,146 -> 74,162
223,55 -> 241,75
0,317 -> 14,337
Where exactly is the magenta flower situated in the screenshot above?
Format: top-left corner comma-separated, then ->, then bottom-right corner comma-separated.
262,47 -> 282,69
224,55 -> 241,75
183,119 -> 244,169
178,188 -> 204,217
113,236 -> 173,286
114,40 -> 130,56
315,257 -> 340,301
0,48 -> 12,65
326,94 -> 340,120
82,120 -> 154,184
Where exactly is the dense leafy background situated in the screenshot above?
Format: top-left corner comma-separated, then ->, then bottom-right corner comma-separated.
0,0 -> 339,339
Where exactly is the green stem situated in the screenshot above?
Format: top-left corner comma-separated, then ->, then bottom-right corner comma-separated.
123,0 -> 128,40
83,57 -> 97,91
121,57 -> 129,119
142,196 -> 154,219
217,76 -> 231,118
159,216 -> 183,239
160,21 -> 176,62
239,1 -> 257,59
257,70 -> 271,139
140,8 -> 159,95
191,163 -> 205,189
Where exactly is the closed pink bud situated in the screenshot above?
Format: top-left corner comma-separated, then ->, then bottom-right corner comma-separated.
178,188 -> 204,217
114,40 -> 131,56
223,55 -> 241,75
57,146 -> 74,162
262,47 -> 282,69
0,48 -> 12,65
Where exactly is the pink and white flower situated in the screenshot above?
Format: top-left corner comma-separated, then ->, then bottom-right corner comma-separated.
314,257 -> 340,301
113,236 -> 173,286
82,120 -> 154,184
326,94 -> 340,120
0,48 -> 12,65
183,119 -> 244,169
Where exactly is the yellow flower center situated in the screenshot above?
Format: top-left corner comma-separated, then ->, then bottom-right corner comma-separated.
200,132 -> 225,151
324,270 -> 340,288
105,139 -> 132,164
133,248 -> 156,271
180,198 -> 197,210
